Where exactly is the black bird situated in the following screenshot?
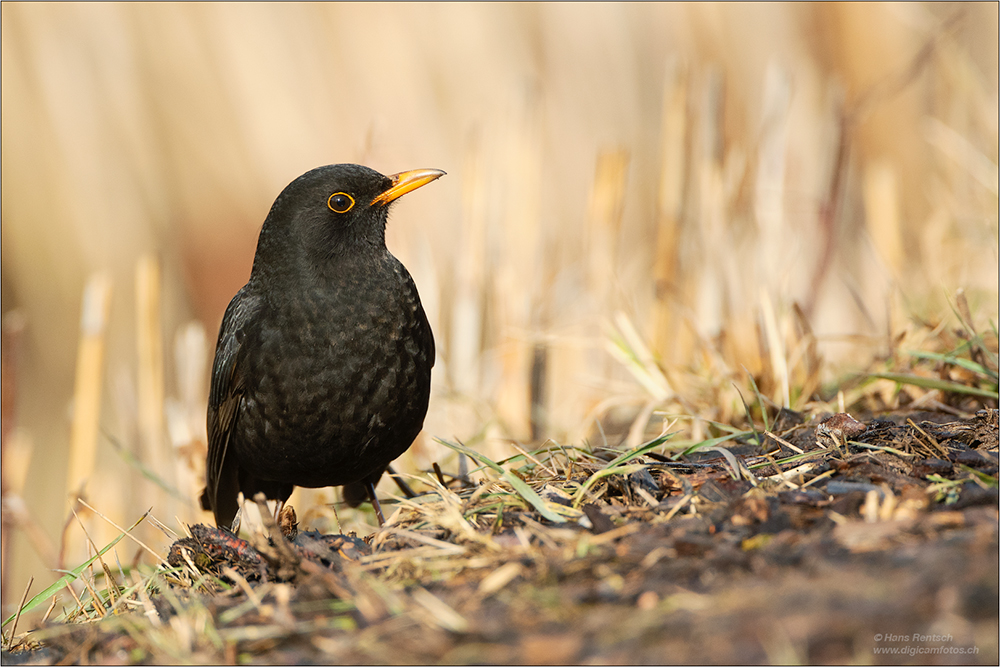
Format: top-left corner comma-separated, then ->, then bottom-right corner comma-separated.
200,164 -> 443,532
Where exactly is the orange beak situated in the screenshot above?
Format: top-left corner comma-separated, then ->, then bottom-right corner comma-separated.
371,168 -> 446,206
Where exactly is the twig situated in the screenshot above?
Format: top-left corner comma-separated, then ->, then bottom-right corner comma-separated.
63,577 -> 87,623
432,462 -> 448,488
907,419 -> 949,458
764,431 -> 804,454
662,494 -> 693,522
6,576 -> 32,651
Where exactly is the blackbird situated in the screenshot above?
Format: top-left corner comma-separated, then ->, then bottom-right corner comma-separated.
200,163 -> 443,532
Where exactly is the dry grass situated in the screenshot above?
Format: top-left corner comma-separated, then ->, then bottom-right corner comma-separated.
1,2 -> 997,646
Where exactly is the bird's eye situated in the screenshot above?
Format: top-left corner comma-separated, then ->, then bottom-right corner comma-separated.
327,192 -> 355,213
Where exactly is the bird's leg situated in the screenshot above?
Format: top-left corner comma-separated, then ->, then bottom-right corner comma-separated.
366,481 -> 385,526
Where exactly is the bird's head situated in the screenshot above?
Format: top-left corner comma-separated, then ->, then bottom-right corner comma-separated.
252,163 -> 444,275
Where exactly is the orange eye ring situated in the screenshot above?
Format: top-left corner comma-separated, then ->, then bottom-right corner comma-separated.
327,192 -> 355,213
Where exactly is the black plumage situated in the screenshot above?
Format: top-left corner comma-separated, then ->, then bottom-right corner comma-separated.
200,163 -> 443,531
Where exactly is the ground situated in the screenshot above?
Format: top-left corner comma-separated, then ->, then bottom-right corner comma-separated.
3,401 -> 996,665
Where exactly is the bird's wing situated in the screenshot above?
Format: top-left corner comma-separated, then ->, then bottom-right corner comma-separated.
202,286 -> 260,528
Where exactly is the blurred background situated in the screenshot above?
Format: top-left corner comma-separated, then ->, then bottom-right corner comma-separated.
2,3 -> 997,617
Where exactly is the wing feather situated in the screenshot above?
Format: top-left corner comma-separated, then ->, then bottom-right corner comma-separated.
202,287 -> 260,529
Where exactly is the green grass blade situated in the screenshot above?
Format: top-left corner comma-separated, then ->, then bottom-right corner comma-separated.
437,439 -> 566,523
677,432 -> 745,458
2,510 -> 150,628
571,464 -> 648,507
571,434 -> 675,507
742,369 -> 770,432
866,372 -> 999,399
907,350 -> 999,382
602,433 -> 675,468
958,465 -> 998,488
107,433 -> 190,503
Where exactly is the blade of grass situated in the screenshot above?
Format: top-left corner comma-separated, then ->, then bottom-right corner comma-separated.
742,368 -> 771,432
571,434 -> 675,507
907,350 -> 998,382
947,291 -> 1000,369
958,465 -> 998,488
852,442 -> 912,458
866,372 -> 998,399
676,432 -> 746,458
602,432 -> 676,467
571,464 -> 648,507
746,448 -> 828,470
6,577 -> 33,650
1,510 -> 149,628
76,500 -> 167,566
704,446 -> 743,481
437,439 -> 566,523
605,313 -> 670,400
105,433 -> 189,503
